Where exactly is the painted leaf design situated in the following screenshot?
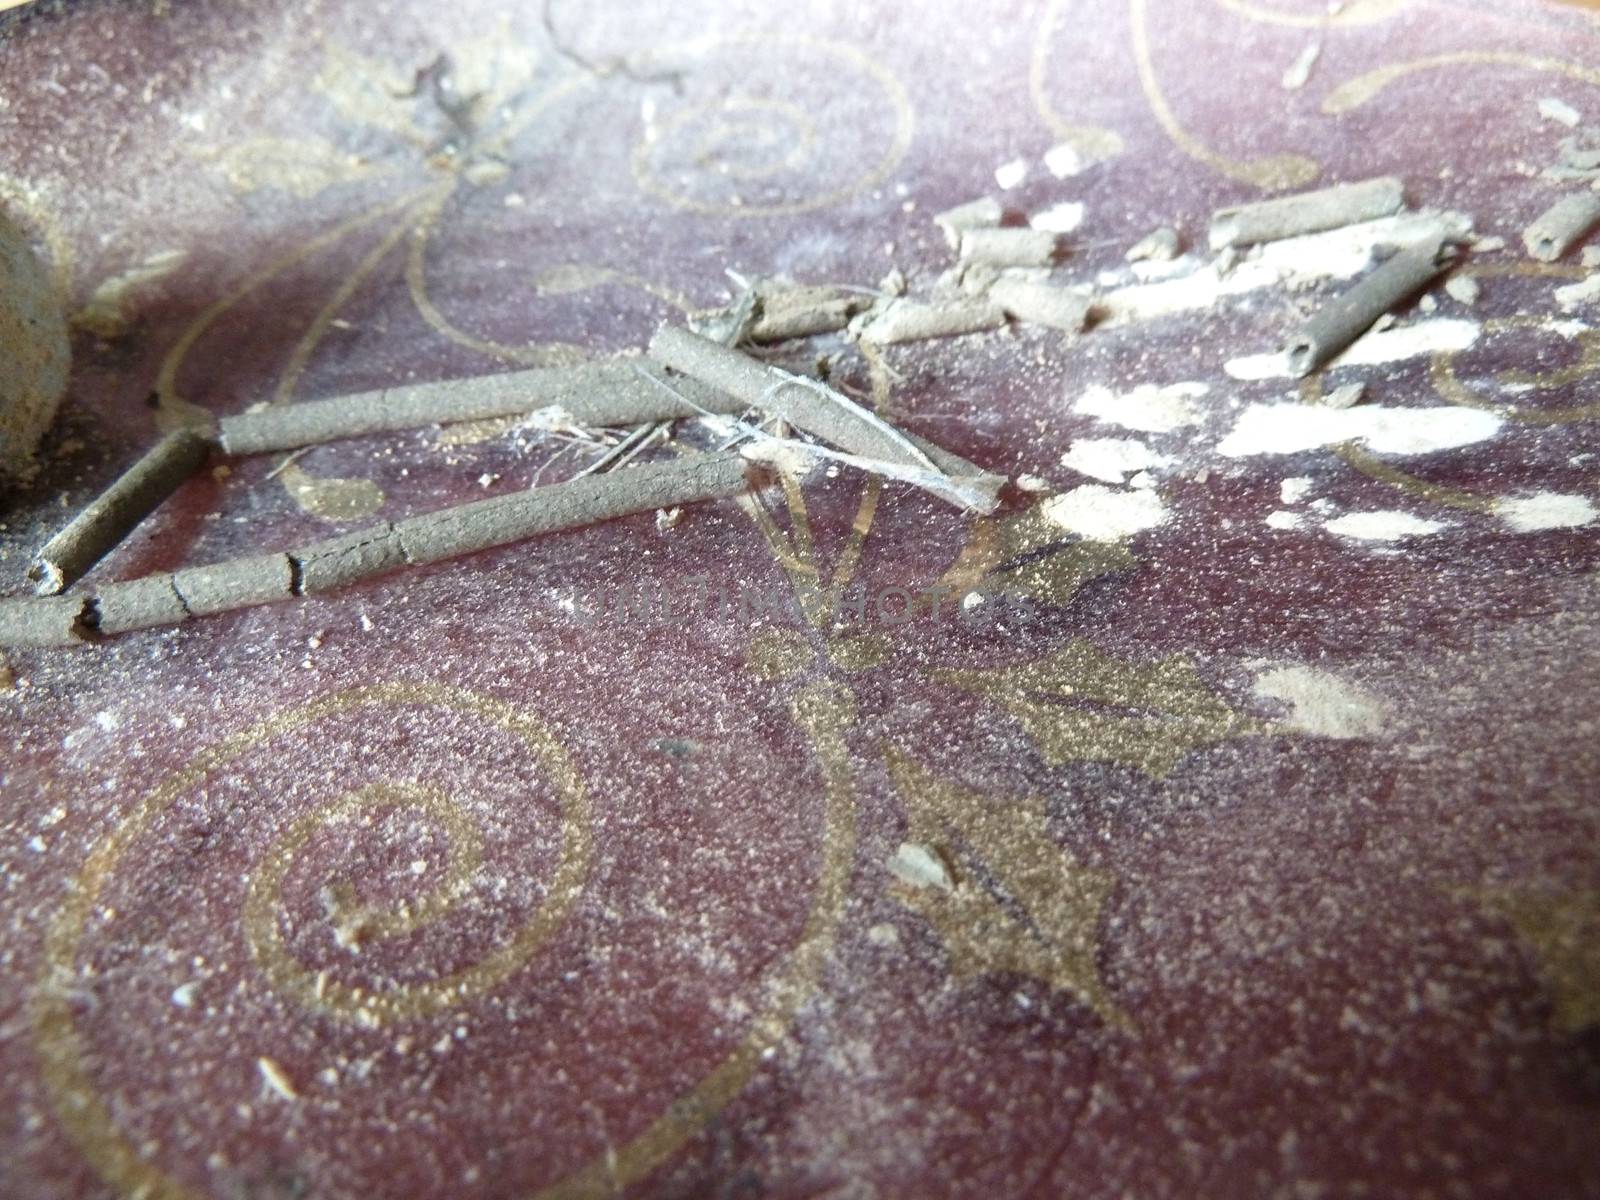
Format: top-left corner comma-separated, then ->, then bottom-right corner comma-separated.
204,137 -> 381,199
884,746 -> 1124,1023
934,639 -> 1260,779
941,503 -> 1133,607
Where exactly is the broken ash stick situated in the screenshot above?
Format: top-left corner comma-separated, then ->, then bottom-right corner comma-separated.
933,197 -> 1004,249
988,279 -> 1092,333
1209,176 -> 1405,251
0,595 -> 90,646
29,428 -> 212,595
957,227 -> 1059,268
216,361 -> 739,456
1522,191 -> 1600,262
1283,231 -> 1461,377
648,325 -> 1003,511
749,286 -> 869,342
858,298 -> 1007,346
2,454 -> 763,645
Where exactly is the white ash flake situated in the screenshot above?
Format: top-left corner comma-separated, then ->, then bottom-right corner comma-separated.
1492,492 -> 1598,533
1043,485 -> 1170,541
1075,382 -> 1208,433
1061,437 -> 1173,484
1252,665 -> 1388,739
1323,511 -> 1447,542
1217,403 -> 1501,458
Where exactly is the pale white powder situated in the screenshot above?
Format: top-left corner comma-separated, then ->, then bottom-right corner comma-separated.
1323,511 -> 1446,541
1030,201 -> 1085,234
1253,665 -> 1388,738
1061,437 -> 1172,483
1043,485 -> 1169,540
1075,382 -> 1208,432
1217,403 -> 1500,458
1493,491 -> 1598,533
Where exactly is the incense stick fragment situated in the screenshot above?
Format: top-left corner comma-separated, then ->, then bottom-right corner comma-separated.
29,429 -> 211,594
293,526 -> 407,594
750,287 -> 868,342
957,227 -> 1059,268
1283,232 -> 1460,377
91,574 -> 189,635
1209,176 -> 1405,251
933,197 -> 1003,248
1522,191 -> 1600,262
0,596 -> 90,646
396,451 -> 757,566
216,362 -> 738,456
172,553 -> 294,616
648,325 -> 1002,511
858,299 -> 1007,345
988,279 -> 1092,332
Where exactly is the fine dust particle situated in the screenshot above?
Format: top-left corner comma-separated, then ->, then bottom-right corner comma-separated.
1014,473 -> 1051,493
1074,382 -> 1208,433
257,1057 -> 299,1101
1265,510 -> 1303,530
1493,492 -> 1599,533
1060,437 -> 1172,484
1030,201 -> 1085,234
655,506 -> 683,532
1252,665 -> 1388,739
1280,476 -> 1314,505
1323,511 -> 1447,542
1281,42 -> 1321,90
886,843 -> 953,890
993,158 -> 1028,190
1042,485 -> 1169,541
1538,97 -> 1582,127
866,923 -> 900,947
171,981 -> 199,1008
1216,403 -> 1501,458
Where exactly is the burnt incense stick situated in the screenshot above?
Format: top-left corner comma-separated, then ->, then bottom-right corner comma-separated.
0,596 -> 90,646
858,299 -> 1007,346
1283,231 -> 1461,377
957,227 -> 1059,268
1522,191 -> 1600,262
29,428 -> 212,595
648,324 -> 1003,511
216,361 -> 741,456
1209,176 -> 1405,251
1,453 -> 764,646
988,279 -> 1093,333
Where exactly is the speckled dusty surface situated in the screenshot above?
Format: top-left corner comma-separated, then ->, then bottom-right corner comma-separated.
2,1 -> 1599,1197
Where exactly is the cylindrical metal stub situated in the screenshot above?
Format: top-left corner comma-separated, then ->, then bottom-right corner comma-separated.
0,206 -> 70,483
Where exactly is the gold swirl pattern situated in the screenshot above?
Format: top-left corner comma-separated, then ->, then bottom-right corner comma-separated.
33,684 -> 593,1197
1129,0 -> 1320,190
1028,0 -> 1128,169
1323,51 -> 1600,115
630,34 -> 914,218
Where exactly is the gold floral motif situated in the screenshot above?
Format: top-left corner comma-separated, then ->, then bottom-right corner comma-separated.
884,747 -> 1125,1025
935,640 -> 1261,779
1476,888 -> 1600,1034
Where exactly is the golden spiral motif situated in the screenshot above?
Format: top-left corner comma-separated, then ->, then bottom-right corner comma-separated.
32,683 -> 591,1198
630,34 -> 914,218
